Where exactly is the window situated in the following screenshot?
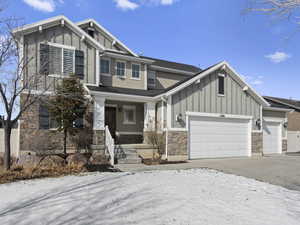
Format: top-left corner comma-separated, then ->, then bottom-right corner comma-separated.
116,61 -> 126,77
73,117 -> 84,128
100,59 -> 110,74
123,105 -> 136,124
147,70 -> 156,88
131,64 -> 140,79
218,74 -> 225,95
40,43 -> 83,78
39,105 -> 57,129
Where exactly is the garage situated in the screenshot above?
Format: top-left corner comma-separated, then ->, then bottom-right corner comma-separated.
188,113 -> 252,159
263,120 -> 282,154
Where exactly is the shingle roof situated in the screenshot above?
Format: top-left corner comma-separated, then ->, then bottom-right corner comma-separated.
264,96 -> 300,110
140,56 -> 201,74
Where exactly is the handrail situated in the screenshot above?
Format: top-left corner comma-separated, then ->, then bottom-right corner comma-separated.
105,126 -> 115,166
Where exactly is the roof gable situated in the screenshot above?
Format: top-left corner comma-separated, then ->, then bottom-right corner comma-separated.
76,19 -> 138,57
160,61 -> 270,107
13,15 -> 105,51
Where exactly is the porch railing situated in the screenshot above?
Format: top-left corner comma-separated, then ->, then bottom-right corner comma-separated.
105,126 -> 115,166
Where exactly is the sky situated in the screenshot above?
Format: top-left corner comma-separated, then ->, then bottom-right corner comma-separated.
3,0 -> 300,99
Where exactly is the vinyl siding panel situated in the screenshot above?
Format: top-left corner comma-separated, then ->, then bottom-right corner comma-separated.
23,24 -> 98,90
172,70 -> 262,130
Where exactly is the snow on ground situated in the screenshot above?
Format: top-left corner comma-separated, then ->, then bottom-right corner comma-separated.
0,169 -> 300,225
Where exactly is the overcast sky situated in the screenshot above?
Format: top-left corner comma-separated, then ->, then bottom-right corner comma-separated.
4,0 -> 300,99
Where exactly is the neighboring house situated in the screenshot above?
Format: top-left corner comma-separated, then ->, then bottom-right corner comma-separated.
264,96 -> 300,153
12,15 -> 292,163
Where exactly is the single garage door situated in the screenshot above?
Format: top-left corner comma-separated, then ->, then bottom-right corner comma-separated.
263,120 -> 282,154
188,114 -> 252,159
288,131 -> 300,153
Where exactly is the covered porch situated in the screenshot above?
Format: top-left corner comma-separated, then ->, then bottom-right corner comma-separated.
92,95 -> 157,145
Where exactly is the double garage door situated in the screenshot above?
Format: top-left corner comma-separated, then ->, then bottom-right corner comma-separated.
188,115 -> 252,159
188,114 -> 282,159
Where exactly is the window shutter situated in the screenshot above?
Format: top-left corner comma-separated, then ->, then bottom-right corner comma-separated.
40,44 -> 50,75
39,105 -> 49,129
63,49 -> 74,76
75,50 -> 84,79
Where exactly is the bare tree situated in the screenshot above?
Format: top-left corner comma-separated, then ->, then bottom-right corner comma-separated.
0,17 -> 50,170
247,0 -> 300,23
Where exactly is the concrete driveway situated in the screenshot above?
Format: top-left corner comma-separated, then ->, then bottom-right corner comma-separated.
116,153 -> 300,191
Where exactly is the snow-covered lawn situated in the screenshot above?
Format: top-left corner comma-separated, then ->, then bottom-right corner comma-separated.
0,169 -> 300,225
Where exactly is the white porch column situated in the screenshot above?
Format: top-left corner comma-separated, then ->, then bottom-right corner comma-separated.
93,96 -> 105,130
144,102 -> 156,131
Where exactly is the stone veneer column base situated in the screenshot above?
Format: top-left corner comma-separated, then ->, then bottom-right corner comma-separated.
166,131 -> 188,161
251,132 -> 263,155
93,130 -> 105,145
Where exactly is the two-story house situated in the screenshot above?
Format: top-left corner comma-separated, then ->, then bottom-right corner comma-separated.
13,15 -> 291,162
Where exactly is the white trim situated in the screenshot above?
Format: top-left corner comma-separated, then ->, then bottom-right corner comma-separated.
167,96 -> 172,129
263,117 -> 284,123
123,105 -> 136,125
252,130 -> 263,133
104,51 -> 153,64
13,16 -> 105,50
263,106 -> 293,112
161,101 -> 164,130
76,19 -> 138,57
90,90 -> 155,102
168,128 -> 188,131
149,65 -> 196,76
96,49 -> 100,86
144,64 -> 148,90
47,42 -> 76,50
100,57 -> 111,76
131,63 -> 141,80
115,60 -> 126,78
105,104 -> 117,108
186,112 -> 253,120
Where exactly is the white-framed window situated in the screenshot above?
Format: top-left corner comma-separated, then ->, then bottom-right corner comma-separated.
100,58 -> 110,75
116,61 -> 126,77
40,43 -> 76,77
123,105 -> 136,125
131,63 -> 140,79
218,74 -> 225,96
147,70 -> 156,88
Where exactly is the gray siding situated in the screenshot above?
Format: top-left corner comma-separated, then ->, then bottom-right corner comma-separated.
105,100 -> 144,133
155,71 -> 189,89
24,24 -> 97,90
172,70 -> 261,130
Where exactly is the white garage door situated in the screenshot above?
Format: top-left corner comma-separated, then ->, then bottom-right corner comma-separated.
188,114 -> 252,159
263,120 -> 282,154
288,131 -> 300,153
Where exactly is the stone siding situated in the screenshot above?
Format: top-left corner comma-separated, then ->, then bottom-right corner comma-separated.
282,139 -> 287,152
93,130 -> 105,145
252,132 -> 263,154
167,131 -> 188,156
20,94 -> 98,155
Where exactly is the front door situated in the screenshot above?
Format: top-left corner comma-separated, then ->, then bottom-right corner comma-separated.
105,107 -> 116,139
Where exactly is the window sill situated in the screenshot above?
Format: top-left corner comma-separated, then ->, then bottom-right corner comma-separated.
48,74 -> 69,78
218,94 -> 225,97
130,77 -> 141,81
116,75 -> 126,79
123,121 -> 136,125
101,73 -> 111,77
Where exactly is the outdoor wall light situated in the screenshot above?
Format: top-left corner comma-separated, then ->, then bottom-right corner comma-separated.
176,113 -> 183,122
256,119 -> 261,129
283,122 -> 288,128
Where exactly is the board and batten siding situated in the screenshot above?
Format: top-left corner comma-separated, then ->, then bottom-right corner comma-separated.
24,24 -> 97,90
171,71 -> 261,130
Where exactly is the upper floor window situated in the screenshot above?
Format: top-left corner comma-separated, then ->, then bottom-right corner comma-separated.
100,59 -> 110,74
148,70 -> 156,89
218,74 -> 225,96
40,43 -> 84,79
116,61 -> 126,77
131,64 -> 140,79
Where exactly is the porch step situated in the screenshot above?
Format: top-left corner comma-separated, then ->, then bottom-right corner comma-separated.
114,145 -> 142,164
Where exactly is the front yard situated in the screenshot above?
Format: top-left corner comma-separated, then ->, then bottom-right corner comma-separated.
0,169 -> 299,225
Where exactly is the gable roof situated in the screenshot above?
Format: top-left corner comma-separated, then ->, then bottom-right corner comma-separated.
264,96 -> 300,111
76,19 -> 138,57
12,15 -> 105,51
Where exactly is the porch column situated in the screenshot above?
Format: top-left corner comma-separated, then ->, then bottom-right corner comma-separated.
93,96 -> 105,145
144,102 -> 156,131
